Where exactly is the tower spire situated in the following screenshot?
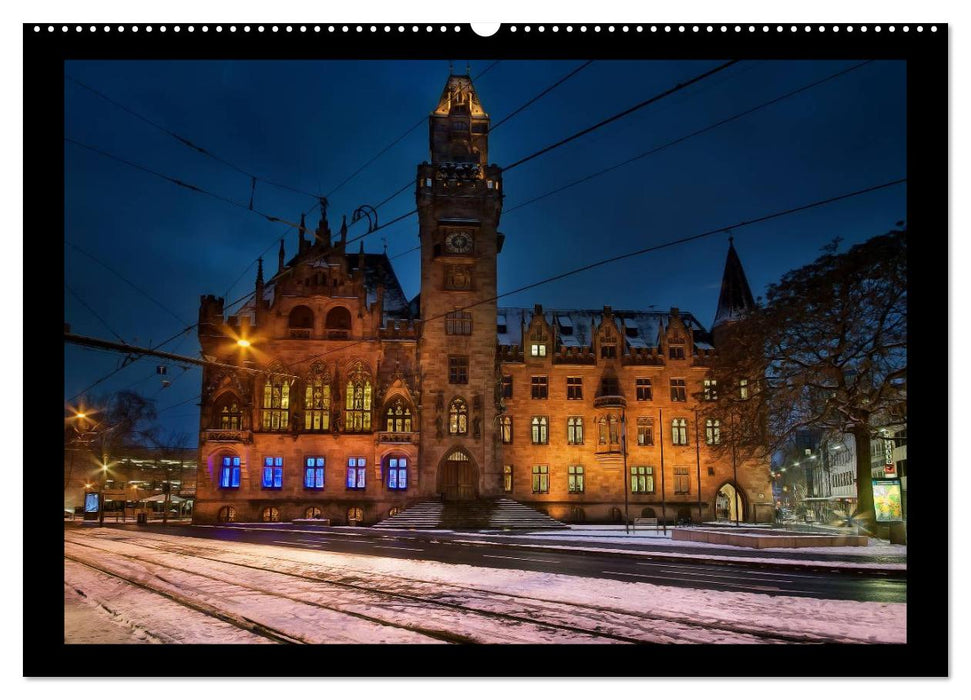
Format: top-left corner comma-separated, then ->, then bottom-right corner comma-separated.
278,238 -> 285,273
315,197 -> 331,248
298,213 -> 307,252
255,257 -> 265,309
713,237 -> 756,335
339,215 -> 348,247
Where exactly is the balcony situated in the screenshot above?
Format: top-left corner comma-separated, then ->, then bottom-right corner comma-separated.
593,394 -> 627,409
377,431 -> 419,445
288,328 -> 311,339
200,429 -> 253,444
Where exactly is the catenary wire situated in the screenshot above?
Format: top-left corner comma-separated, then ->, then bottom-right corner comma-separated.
66,74 -> 321,201
65,284 -> 127,343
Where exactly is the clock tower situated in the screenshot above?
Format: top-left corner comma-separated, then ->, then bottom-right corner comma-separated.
417,73 -> 503,500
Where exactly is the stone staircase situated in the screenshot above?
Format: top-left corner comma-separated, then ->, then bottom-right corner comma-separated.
373,498 -> 567,530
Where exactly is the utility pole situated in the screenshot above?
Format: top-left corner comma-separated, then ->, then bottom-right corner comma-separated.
621,409 -> 630,534
659,407 -> 667,535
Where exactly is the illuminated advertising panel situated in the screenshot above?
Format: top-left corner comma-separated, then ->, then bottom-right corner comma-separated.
84,492 -> 100,513
872,479 -> 903,522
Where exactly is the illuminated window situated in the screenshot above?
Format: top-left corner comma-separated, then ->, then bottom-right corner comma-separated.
261,376 -> 290,431
568,465 -> 584,493
304,370 -> 331,432
635,379 -> 652,401
531,465 -> 549,493
503,465 -> 513,492
637,418 -> 654,446
670,379 -> 687,402
217,506 -> 237,522
500,416 -> 513,444
531,376 -> 548,399
261,506 -> 280,522
672,418 -> 688,446
445,310 -> 473,335
305,506 -> 323,519
566,377 -> 583,400
261,457 -> 283,489
567,416 -> 584,445
706,419 -> 721,445
631,466 -> 655,494
739,378 -> 750,400
386,456 -> 408,490
530,343 -> 547,357
448,398 -> 468,435
346,457 -> 366,489
704,379 -> 718,401
385,398 -> 413,432
304,457 -> 325,489
531,416 -> 549,445
344,365 -> 372,432
449,356 -> 469,384
214,394 -> 243,430
674,467 -> 690,495
218,456 -> 240,489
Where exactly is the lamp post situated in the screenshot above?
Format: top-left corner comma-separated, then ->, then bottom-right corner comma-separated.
98,455 -> 108,527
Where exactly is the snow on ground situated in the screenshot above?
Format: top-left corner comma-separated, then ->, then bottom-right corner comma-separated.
64,528 -> 905,645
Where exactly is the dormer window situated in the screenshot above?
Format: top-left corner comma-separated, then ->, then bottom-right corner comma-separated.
530,343 -> 547,357
669,344 -> 686,360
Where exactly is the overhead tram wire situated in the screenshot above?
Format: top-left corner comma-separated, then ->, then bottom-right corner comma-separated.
66,75 -> 321,202
387,60 -> 879,260
65,284 -> 128,344
319,61 -> 503,202
331,61 -> 743,251
350,60 -> 597,222
504,60 -> 876,214
286,177 -> 906,371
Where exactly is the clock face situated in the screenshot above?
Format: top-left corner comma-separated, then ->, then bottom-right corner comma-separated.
445,230 -> 474,255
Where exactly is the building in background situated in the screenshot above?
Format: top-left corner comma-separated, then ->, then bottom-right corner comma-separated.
192,72 -> 773,526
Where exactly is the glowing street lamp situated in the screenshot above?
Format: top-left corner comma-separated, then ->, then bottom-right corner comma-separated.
236,338 -> 251,348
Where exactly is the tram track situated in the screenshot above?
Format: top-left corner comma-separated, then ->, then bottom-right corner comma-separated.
64,531 -> 855,644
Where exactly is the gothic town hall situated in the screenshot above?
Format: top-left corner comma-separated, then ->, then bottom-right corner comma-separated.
193,73 -> 773,526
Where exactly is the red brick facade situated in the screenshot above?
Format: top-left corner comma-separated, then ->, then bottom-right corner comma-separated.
192,73 -> 772,525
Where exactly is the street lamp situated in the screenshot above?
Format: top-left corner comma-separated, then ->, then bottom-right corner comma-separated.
236,338 -> 251,348
98,460 -> 108,527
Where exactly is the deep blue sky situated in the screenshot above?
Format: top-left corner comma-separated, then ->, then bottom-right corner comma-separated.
64,59 -> 906,443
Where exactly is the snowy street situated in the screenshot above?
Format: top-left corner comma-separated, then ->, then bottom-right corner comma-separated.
64,528 -> 905,644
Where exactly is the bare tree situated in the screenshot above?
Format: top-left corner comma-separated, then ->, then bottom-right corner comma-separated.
705,228 -> 907,530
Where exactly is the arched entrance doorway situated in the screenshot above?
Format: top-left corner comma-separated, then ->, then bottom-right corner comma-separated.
438,449 -> 479,500
715,483 -> 746,522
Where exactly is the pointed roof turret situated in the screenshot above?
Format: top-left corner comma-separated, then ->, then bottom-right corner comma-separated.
277,237 -> 285,273
429,72 -> 491,166
433,74 -> 488,118
298,213 -> 307,251
713,237 -> 756,329
339,215 -> 348,247
315,197 -> 331,248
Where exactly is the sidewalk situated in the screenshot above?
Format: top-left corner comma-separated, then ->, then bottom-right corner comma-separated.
194,521 -> 907,575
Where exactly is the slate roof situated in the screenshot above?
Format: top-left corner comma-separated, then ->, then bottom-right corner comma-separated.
713,239 -> 756,327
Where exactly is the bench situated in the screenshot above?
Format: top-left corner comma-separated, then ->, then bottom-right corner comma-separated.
633,516 -> 659,532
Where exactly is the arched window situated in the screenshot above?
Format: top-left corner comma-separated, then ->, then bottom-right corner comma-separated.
385,455 -> 408,490
261,376 -> 290,431
499,415 -> 513,444
217,506 -> 237,523
608,414 -> 620,444
384,398 -> 413,433
672,418 -> 688,446
304,365 -> 331,432
347,507 -> 364,525
530,416 -> 548,445
344,363 -> 373,432
706,419 -> 721,445
212,393 -> 243,430
261,506 -> 280,523
567,417 -> 583,445
326,307 -> 352,339
288,305 -> 314,339
305,506 -> 322,519
448,398 -> 468,435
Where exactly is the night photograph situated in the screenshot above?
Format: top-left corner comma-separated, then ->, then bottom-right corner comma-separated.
40,20 -> 942,666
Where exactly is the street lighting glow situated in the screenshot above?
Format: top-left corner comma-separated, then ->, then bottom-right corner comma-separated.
237,338 -> 251,348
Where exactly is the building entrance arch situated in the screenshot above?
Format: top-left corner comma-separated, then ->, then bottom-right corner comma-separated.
437,448 -> 479,500
715,482 -> 746,522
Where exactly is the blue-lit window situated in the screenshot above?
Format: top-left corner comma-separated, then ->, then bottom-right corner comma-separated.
387,457 -> 408,490
304,457 -> 325,489
262,456 -> 283,489
346,457 -> 366,489
219,456 -> 240,489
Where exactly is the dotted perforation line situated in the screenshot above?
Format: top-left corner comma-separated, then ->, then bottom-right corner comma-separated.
34,23 -> 939,34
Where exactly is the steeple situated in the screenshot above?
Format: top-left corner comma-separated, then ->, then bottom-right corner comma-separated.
277,238 -> 285,273
298,213 -> 308,253
339,214 -> 347,248
713,237 -> 756,335
255,257 -> 264,310
429,73 -> 490,166
315,197 -> 331,248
